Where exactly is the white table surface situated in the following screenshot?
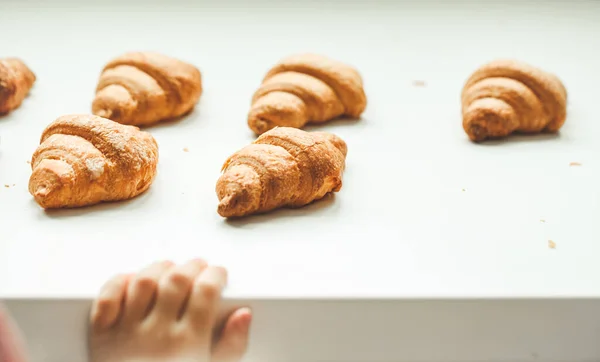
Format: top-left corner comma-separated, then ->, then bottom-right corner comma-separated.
1,0 -> 599,300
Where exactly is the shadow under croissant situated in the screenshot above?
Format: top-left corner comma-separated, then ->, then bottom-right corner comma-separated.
242,116 -> 366,145
0,109 -> 21,121
303,116 -> 364,132
40,188 -> 154,219
472,131 -> 561,146
134,106 -> 200,131
0,92 -> 34,120
223,193 -> 339,228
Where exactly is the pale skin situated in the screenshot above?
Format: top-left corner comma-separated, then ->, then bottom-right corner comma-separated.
0,303 -> 28,362
0,259 -> 253,362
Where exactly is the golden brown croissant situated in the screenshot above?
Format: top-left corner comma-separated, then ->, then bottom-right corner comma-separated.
461,59 -> 567,142
92,51 -> 202,126
29,114 -> 159,209
216,127 -> 347,218
0,58 -> 35,114
248,53 -> 367,135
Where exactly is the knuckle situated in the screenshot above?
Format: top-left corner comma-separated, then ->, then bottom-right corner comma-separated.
197,281 -> 221,301
169,324 -> 188,340
95,296 -> 115,311
133,275 -> 159,292
167,270 -> 193,289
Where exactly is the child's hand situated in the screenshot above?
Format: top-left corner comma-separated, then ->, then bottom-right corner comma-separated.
89,259 -> 252,362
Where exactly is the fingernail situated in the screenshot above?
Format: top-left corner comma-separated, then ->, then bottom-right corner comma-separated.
238,307 -> 252,315
163,260 -> 175,267
236,307 -> 253,329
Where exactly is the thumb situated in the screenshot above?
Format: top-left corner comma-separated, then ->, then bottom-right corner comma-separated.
212,307 -> 253,362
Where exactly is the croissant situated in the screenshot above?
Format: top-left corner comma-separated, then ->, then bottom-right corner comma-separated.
29,114 -> 159,209
247,53 -> 367,135
92,51 -> 202,126
216,126 -> 347,218
0,58 -> 35,114
461,59 -> 567,142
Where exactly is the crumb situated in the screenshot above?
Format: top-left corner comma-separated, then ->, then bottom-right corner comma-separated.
548,240 -> 556,249
4,185 -> 9,188
412,80 -> 426,87
183,147 -> 189,152
461,188 -> 466,192
26,160 -> 30,164
540,219 -> 545,223
569,162 -> 581,166
12,184 -> 15,187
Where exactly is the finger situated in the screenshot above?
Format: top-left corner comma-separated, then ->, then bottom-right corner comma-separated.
0,303 -> 28,362
89,273 -> 130,331
148,258 -> 208,324
121,260 -> 174,325
185,266 -> 228,336
212,307 -> 253,362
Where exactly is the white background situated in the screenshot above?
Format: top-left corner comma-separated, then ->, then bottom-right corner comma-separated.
1,1 -> 600,360
0,0 -> 598,299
